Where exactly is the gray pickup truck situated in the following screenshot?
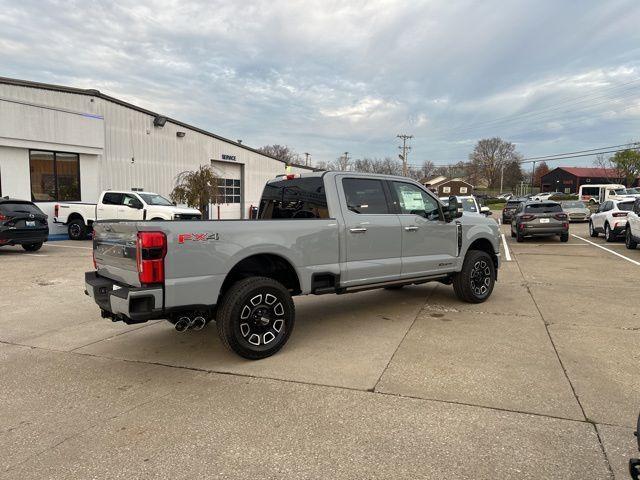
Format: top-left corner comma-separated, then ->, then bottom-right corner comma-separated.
86,172 -> 500,359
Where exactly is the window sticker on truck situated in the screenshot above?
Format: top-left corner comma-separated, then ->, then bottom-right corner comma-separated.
178,233 -> 219,243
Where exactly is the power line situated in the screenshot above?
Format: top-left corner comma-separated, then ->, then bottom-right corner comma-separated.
520,142 -> 639,161
431,78 -> 640,137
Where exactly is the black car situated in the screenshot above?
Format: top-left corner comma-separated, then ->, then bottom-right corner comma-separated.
510,201 -> 569,242
0,198 -> 49,251
501,198 -> 525,224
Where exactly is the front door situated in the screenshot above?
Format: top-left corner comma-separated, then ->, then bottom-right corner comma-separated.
118,193 -> 144,220
389,181 -> 459,276
338,176 -> 402,286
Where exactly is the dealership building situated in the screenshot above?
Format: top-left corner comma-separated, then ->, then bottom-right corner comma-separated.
0,76 -> 312,234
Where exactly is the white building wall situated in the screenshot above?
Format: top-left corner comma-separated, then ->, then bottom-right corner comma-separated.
0,81 -> 314,227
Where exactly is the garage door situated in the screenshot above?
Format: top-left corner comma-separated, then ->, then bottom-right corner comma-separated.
210,161 -> 242,219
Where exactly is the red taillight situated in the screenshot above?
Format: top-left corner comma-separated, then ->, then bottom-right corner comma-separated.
285,174 -> 300,180
54,204 -> 59,218
521,214 -> 535,221
0,214 -> 6,221
554,213 -> 568,220
612,212 -> 628,217
136,231 -> 166,285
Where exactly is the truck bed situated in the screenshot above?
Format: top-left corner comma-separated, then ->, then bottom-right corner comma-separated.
93,219 -> 341,309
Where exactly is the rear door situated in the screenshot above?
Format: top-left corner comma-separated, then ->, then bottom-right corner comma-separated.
98,193 -> 122,221
389,181 -> 458,276
337,176 -> 402,286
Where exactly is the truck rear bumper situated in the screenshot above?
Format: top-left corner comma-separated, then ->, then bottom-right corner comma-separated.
84,271 -> 163,324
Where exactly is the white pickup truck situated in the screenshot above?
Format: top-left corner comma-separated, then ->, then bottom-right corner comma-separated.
54,190 -> 202,240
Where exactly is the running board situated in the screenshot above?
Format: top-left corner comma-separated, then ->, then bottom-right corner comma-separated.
319,274 -> 450,295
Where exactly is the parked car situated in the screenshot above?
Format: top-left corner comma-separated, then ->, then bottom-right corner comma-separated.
625,197 -> 640,249
532,191 -> 563,201
560,200 -> 590,222
440,195 -> 491,216
55,190 -> 202,240
588,199 -> 634,242
0,197 -> 49,251
501,198 -> 525,224
578,184 -> 626,204
86,172 -> 501,359
624,187 -> 640,197
510,201 -> 569,242
497,193 -> 513,200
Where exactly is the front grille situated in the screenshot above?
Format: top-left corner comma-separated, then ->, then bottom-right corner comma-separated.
175,214 -> 201,220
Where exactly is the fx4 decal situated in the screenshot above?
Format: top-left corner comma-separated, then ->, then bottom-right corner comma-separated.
178,232 -> 219,244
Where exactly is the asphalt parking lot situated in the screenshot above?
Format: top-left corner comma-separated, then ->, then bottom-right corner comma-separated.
1,222 -> 639,479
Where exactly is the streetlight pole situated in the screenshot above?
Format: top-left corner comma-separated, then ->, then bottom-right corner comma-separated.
500,164 -> 505,193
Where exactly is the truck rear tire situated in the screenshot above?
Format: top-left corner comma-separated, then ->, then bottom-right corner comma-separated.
68,219 -> 87,241
216,276 -> 295,360
452,250 -> 495,304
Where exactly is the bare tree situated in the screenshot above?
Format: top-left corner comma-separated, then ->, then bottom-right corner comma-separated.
468,138 -> 523,189
259,144 -> 300,164
594,146 -> 640,186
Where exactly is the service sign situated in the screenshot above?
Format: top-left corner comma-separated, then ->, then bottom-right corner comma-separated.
221,154 -> 236,161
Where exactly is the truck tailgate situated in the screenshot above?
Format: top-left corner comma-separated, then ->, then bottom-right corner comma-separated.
93,222 -> 141,287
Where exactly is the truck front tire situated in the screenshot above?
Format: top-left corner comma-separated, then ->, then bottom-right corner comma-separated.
453,250 -> 496,303
68,219 -> 87,240
216,276 -> 295,360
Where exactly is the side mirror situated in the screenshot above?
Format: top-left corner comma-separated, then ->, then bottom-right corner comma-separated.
481,206 -> 492,216
129,202 -> 143,209
444,196 -> 463,221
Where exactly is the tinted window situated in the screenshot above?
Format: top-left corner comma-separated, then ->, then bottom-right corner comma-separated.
635,199 -> 640,214
391,182 -> 440,220
0,202 -> 43,216
618,201 -> 634,212
29,150 -> 80,201
102,193 -> 123,205
342,178 -> 389,214
524,203 -> 562,213
460,197 -> 478,213
581,187 -> 599,196
506,200 -> 522,207
259,177 -> 329,219
122,194 -> 142,208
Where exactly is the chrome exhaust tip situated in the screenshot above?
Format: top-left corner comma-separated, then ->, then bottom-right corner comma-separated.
174,317 -> 190,332
191,316 -> 206,331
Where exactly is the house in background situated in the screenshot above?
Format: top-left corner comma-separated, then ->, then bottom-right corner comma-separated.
421,176 -> 474,196
539,167 -> 639,193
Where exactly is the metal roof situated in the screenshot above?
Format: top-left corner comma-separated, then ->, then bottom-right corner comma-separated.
0,76 -> 313,170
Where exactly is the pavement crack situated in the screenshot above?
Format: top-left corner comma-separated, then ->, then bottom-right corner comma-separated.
513,248 -> 615,479
371,285 -> 437,393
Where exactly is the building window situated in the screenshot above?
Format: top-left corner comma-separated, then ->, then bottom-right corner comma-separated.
442,186 -> 451,193
216,178 -> 241,204
459,186 -> 468,194
29,150 -> 80,202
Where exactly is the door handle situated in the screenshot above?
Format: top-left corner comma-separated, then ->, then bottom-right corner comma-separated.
349,227 -> 367,233
404,226 -> 419,232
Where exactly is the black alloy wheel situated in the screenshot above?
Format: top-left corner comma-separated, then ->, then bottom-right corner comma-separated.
217,277 -> 295,359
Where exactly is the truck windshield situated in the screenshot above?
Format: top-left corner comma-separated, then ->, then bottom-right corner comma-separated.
259,177 -> 329,219
138,193 -> 174,206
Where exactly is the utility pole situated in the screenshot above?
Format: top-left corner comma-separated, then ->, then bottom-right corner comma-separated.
530,161 -> 537,195
340,152 -> 351,171
397,134 -> 413,177
500,164 -> 505,193
304,152 -> 310,166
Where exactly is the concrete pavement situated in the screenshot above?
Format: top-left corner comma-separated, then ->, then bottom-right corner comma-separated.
1,225 -> 638,479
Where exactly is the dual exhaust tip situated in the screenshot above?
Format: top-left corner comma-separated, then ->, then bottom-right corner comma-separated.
174,316 -> 206,332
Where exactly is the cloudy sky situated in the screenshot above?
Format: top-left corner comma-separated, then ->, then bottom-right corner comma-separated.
1,0 -> 639,167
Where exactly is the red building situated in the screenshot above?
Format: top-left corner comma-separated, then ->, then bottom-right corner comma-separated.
540,167 -> 638,193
